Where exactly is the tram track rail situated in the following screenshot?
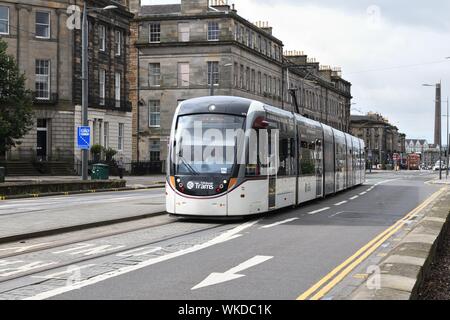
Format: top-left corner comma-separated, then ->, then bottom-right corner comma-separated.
0,218 -> 243,285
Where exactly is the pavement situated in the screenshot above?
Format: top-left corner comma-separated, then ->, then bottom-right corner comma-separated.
0,188 -> 166,244
0,170 -> 444,300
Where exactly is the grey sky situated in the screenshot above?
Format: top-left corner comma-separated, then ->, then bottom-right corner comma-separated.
142,0 -> 450,143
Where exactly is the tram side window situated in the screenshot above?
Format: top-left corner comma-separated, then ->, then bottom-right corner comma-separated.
335,141 -> 346,173
277,122 -> 295,177
300,140 -> 315,176
246,128 -> 263,177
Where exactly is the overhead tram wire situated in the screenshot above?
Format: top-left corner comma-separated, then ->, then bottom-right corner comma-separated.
346,59 -> 450,75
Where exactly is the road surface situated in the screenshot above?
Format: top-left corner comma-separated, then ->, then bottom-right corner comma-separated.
0,171 -> 442,300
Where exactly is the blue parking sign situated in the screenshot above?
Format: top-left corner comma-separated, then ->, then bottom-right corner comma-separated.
77,126 -> 91,150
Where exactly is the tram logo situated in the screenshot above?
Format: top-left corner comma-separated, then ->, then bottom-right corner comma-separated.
187,181 -> 195,190
187,181 -> 214,190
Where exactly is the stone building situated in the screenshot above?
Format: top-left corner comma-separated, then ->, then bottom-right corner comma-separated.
0,0 -> 133,173
128,0 -> 352,168
351,113 -> 406,166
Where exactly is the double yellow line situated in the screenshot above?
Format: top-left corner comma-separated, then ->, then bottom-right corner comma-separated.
297,187 -> 447,300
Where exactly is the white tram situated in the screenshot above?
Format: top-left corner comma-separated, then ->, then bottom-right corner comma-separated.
166,96 -> 365,217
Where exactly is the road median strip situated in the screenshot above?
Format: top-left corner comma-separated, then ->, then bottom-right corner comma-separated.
0,210 -> 167,246
0,184 -> 165,201
297,187 -> 448,300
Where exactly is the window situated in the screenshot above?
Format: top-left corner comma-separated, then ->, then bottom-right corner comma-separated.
36,11 -> 50,38
233,62 -> 238,87
35,60 -> 50,100
262,39 -> 267,55
207,21 -> 219,41
99,69 -> 106,105
99,25 -> 106,51
103,122 -> 109,148
115,30 -> 122,56
251,69 -> 256,92
258,35 -> 261,52
263,74 -> 267,93
246,67 -> 250,91
115,72 -> 121,102
235,24 -> 241,42
149,140 -> 160,162
149,100 -> 160,127
207,61 -> 219,86
239,64 -> 244,88
246,29 -> 251,46
268,76 -> 272,94
178,23 -> 189,42
0,6 -> 9,35
149,63 -> 161,86
257,72 -> 262,94
118,123 -> 124,151
149,23 -> 161,43
178,62 -> 189,87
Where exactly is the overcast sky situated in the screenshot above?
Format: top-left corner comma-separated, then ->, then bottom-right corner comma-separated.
142,0 -> 450,143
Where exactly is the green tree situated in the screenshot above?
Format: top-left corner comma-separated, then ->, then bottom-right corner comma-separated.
0,39 -> 33,154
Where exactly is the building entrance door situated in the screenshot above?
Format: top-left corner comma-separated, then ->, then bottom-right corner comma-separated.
37,119 -> 48,160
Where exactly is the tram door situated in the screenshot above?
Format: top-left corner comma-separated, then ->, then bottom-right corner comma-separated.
268,129 -> 277,209
315,139 -> 323,197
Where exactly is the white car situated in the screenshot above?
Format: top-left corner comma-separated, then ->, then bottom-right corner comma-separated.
433,161 -> 447,171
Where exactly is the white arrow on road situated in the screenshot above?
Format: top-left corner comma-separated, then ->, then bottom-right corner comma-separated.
191,255 -> 273,290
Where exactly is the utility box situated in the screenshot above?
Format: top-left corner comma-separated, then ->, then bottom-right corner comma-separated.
91,164 -> 109,180
0,167 -> 5,183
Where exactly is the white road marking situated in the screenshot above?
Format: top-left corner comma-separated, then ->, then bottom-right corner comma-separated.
308,207 -> 330,215
0,242 -> 52,254
260,218 -> 299,229
334,201 -> 347,206
329,211 -> 344,218
349,195 -> 359,200
25,220 -> 260,300
191,255 -> 273,290
33,264 -> 97,280
116,247 -> 163,258
0,261 -> 57,277
359,192 -> 367,195
52,244 -> 126,256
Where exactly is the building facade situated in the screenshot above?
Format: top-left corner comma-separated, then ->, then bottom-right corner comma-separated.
129,0 -> 352,168
0,0 -> 133,172
351,113 -> 406,166
405,139 -> 441,166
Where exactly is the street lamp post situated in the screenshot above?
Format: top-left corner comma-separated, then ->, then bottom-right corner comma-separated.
80,4 -> 117,181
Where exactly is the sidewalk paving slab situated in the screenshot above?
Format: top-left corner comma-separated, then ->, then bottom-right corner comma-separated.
349,187 -> 450,300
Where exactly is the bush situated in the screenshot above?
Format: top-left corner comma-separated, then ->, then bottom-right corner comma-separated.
91,144 -> 103,162
104,147 -> 118,163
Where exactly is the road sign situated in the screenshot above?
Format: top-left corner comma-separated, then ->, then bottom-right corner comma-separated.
77,126 -> 91,150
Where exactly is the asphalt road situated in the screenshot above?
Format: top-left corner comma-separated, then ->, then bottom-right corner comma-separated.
0,171 -> 442,300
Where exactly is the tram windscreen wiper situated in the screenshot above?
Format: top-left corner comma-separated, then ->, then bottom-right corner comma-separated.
177,137 -> 199,176
179,154 -> 199,176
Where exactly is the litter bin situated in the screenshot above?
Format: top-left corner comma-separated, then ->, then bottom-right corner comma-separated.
0,167 -> 5,183
91,164 -> 109,180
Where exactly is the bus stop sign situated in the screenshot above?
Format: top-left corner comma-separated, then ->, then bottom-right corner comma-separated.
77,126 -> 91,150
